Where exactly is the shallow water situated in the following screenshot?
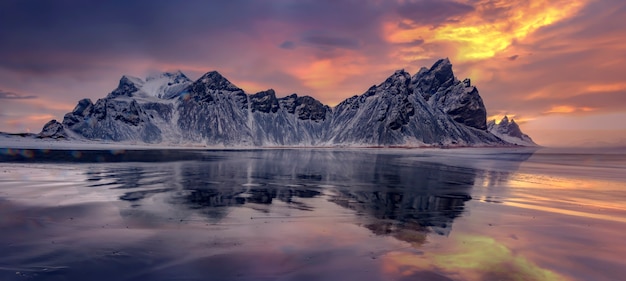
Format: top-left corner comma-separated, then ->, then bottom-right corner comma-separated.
0,148 -> 625,281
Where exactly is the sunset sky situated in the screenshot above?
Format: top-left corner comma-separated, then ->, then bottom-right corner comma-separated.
1,0 -> 625,146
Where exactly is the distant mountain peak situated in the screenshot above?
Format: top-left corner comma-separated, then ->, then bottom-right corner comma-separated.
197,71 -> 240,91
109,75 -> 143,97
488,116 -> 537,146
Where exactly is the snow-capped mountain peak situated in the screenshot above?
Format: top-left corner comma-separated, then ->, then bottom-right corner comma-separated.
141,71 -> 192,99
145,70 -> 187,81
107,71 -> 192,99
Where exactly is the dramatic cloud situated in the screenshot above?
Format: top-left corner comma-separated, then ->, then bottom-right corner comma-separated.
386,0 -> 589,61
279,41 -> 296,50
300,34 -> 362,50
507,55 -> 519,61
0,90 -> 36,99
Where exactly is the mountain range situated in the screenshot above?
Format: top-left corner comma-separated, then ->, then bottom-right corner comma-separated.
38,58 -> 536,147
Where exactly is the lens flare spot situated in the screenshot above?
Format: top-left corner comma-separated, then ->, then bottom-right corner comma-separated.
20,150 -> 34,158
71,151 -> 82,158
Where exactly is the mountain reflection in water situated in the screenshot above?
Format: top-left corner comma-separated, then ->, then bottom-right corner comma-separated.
84,150 -> 493,237
0,149 -> 539,281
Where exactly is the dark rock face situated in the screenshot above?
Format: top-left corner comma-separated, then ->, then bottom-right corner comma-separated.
38,120 -> 67,139
328,67 -> 500,146
109,76 -> 141,98
248,93 -> 330,146
277,94 -> 331,122
250,90 -> 280,113
176,73 -> 252,145
73,98 -> 93,115
411,58 -> 455,102
63,98 -> 94,127
195,71 -> 241,92
40,59 -> 533,147
62,97 -> 162,143
439,84 -> 488,130
328,70 -> 416,144
294,96 -> 330,122
141,103 -> 174,121
411,58 -> 487,130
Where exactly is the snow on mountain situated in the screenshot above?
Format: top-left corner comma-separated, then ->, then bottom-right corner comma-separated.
488,116 -> 537,146
108,71 -> 191,99
60,97 -> 163,143
143,71 -> 192,99
38,59 -> 535,147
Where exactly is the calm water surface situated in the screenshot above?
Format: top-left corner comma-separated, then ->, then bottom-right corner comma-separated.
0,148 -> 625,281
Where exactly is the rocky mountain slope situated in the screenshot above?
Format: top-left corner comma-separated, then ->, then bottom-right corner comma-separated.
39,59 -> 535,147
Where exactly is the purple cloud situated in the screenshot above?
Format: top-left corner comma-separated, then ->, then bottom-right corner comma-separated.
0,90 -> 37,99
396,0 -> 474,25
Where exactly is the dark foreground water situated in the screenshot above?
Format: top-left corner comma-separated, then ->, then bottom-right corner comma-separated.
0,148 -> 625,281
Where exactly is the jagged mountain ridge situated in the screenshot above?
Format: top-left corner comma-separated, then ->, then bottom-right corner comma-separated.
40,59 -> 535,147
488,116 -> 536,146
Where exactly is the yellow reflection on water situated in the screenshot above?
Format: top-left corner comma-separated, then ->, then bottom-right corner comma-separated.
508,173 -> 624,191
382,235 -> 567,281
502,201 -> 626,224
504,172 -> 626,223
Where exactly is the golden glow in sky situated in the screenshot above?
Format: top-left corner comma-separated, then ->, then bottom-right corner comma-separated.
386,0 -> 588,61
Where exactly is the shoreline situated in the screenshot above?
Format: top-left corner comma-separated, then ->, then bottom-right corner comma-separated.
0,136 -> 536,151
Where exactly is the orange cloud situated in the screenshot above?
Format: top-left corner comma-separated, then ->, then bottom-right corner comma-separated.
5,114 -> 56,124
234,81 -> 271,95
289,54 -> 375,105
4,114 -> 57,133
585,82 -> 626,93
293,57 -> 365,89
385,0 -> 589,61
21,98 -> 74,112
544,105 -> 595,114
